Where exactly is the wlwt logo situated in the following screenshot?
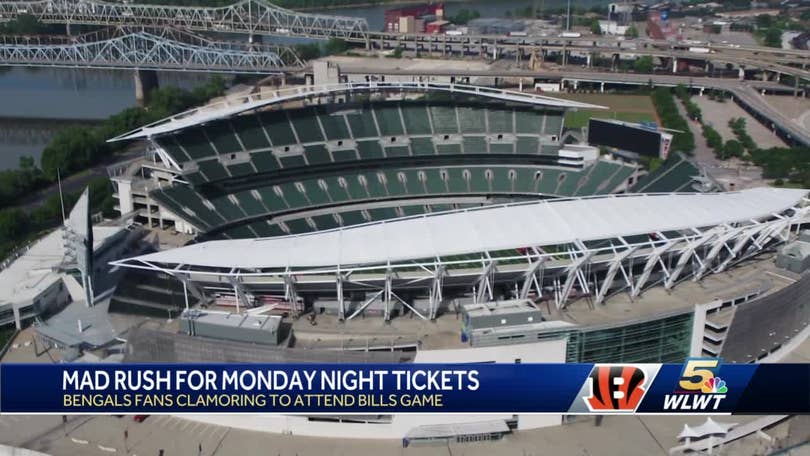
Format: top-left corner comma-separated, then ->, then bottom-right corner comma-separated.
663,358 -> 728,411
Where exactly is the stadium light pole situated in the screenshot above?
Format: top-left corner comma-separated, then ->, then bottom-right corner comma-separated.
566,0 -> 571,30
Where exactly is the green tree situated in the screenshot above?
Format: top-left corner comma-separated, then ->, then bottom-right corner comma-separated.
324,38 -> 348,56
633,56 -> 654,73
590,19 -> 602,35
721,139 -> 744,159
763,28 -> 783,48
625,26 -> 639,38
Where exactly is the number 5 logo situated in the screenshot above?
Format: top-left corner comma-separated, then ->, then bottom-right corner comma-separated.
678,358 -> 721,392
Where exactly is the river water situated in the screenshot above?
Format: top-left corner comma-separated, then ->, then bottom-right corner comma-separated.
0,0 -> 609,170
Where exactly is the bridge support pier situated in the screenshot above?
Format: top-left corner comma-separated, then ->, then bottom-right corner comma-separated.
672,57 -> 678,73
134,69 -> 160,105
738,67 -> 745,80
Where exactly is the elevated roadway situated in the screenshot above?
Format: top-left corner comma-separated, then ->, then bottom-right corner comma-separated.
337,64 -> 809,146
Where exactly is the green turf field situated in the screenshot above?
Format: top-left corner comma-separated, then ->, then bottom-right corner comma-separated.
548,94 -> 658,129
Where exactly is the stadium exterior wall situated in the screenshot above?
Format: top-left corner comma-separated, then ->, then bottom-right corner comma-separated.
177,338 -> 566,439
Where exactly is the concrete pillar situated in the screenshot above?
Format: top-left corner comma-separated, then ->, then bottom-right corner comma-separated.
12,304 -> 20,330
738,67 -> 745,80
795,77 -> 800,97
586,53 -> 592,67
134,69 -> 159,106
672,57 -> 678,74
600,82 -> 605,93
762,70 -> 768,82
699,87 -> 705,96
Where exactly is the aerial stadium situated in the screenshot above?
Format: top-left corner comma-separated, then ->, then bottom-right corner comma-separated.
2,80 -> 808,446
82,81 -> 810,442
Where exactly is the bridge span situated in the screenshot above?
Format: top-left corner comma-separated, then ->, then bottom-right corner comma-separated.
0,27 -> 302,72
0,0 -> 368,40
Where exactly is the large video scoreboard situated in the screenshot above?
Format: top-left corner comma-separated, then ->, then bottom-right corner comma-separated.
588,118 -> 672,159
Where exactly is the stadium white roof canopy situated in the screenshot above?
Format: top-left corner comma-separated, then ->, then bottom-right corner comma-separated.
115,188 -> 808,273
109,81 -> 605,142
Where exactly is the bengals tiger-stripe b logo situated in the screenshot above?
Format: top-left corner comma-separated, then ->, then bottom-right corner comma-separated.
584,365 -> 647,412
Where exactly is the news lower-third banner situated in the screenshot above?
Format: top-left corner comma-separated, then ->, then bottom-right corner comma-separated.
1,360 -> 808,414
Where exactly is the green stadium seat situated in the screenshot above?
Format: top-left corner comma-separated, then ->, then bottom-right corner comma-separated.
515,137 -> 539,155
599,164 -> 635,194
210,198 -> 245,221
423,169 -> 446,194
278,155 -> 306,169
157,137 -> 192,162
362,173 -> 387,198
347,111 -> 379,138
512,168 -> 536,193
410,137 -> 435,156
556,171 -> 580,196
383,171 -> 408,196
250,151 -> 280,173
337,210 -> 365,227
319,112 -> 350,140
401,105 -> 432,135
245,221 -> 275,238
331,148 -> 359,163
575,161 -> 620,196
456,106 -> 486,133
430,106 -> 458,135
206,122 -> 242,155
468,168 -> 489,193
226,162 -> 254,178
357,141 -> 384,160
265,223 -> 287,237
491,168 -> 512,193
436,144 -> 462,155
278,183 -> 309,209
283,218 -> 312,234
257,188 -> 289,212
234,191 -> 265,216
487,109 -> 513,133
400,170 -> 424,195
311,214 -> 339,231
514,110 -> 542,134
490,143 -> 514,154
536,168 -> 562,194
385,146 -> 410,158
368,207 -> 398,221
261,111 -> 297,146
462,137 -> 487,154
323,177 -> 350,203
174,128 -> 216,160
445,168 -> 468,194
183,172 -> 206,186
544,114 -> 563,136
374,105 -> 405,137
226,225 -> 257,239
301,180 -> 331,206
303,145 -> 332,166
232,115 -> 271,151
289,108 -> 324,143
400,205 -> 425,217
197,159 -> 230,182
428,203 -> 452,213
343,175 -> 368,200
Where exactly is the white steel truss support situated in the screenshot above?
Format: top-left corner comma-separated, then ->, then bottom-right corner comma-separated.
283,273 -> 300,317
519,257 -> 547,300
226,275 -> 249,313
557,251 -> 594,309
428,266 -> 445,320
346,289 -> 384,321
475,261 -> 497,303
595,246 -> 638,305
664,229 -> 720,289
694,230 -> 745,281
631,240 -> 675,298
716,223 -> 768,272
384,270 -> 393,322
336,274 -> 345,321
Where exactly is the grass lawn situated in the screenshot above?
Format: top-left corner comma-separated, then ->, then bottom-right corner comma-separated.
546,93 -> 658,129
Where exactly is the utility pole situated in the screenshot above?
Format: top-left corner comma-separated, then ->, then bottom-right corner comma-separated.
566,0 -> 571,31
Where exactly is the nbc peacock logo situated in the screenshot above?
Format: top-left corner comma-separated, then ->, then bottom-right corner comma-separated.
701,377 -> 728,394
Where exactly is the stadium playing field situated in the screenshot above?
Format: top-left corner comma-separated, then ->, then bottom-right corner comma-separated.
551,93 -> 658,129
